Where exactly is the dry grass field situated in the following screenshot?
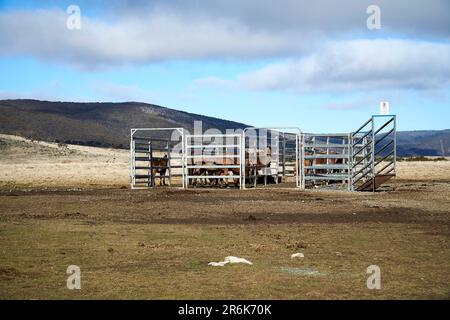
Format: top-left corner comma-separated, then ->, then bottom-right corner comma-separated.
0,134 -> 449,299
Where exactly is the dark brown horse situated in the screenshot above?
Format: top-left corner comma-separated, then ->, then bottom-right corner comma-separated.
152,155 -> 168,186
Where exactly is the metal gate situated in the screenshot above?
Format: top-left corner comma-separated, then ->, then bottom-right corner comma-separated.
301,133 -> 352,190
130,128 -> 185,189
184,134 -> 242,188
242,127 -> 302,189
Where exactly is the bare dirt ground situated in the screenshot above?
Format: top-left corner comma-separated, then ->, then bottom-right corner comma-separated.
0,134 -> 449,299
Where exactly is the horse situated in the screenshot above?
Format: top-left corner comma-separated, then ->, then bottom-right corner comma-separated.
152,154 -> 168,186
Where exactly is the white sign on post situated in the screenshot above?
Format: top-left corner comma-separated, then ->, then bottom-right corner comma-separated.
380,101 -> 389,115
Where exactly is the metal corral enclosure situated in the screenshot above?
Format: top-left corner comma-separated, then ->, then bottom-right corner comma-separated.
130,115 -> 396,191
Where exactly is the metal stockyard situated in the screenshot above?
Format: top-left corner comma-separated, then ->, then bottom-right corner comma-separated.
130,115 -> 397,191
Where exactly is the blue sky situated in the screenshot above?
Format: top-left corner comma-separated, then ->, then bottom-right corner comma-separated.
0,0 -> 449,132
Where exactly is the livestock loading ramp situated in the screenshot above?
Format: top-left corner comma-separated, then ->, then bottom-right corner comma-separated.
350,115 -> 396,191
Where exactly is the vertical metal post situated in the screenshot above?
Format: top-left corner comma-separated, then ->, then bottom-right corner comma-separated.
184,135 -> 188,189
371,117 -> 375,192
349,132 -> 353,191
295,133 -> 299,188
326,136 -> 330,185
274,135 -> 279,185
393,115 -> 397,176
347,133 -> 351,191
167,140 -> 171,187
282,134 -> 286,182
239,134 -> 243,190
241,132 -> 246,190
181,130 -> 186,189
297,132 -> 303,189
130,130 -> 135,189
251,139 -> 255,188
264,133 -> 268,186
312,136 -> 316,187
341,136 -> 344,185
149,140 -> 154,188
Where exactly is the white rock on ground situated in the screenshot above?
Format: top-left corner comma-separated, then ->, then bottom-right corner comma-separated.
291,253 -> 305,259
224,256 -> 253,265
208,261 -> 229,267
208,256 -> 253,266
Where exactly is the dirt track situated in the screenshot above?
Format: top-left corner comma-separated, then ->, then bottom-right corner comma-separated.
1,181 -> 448,226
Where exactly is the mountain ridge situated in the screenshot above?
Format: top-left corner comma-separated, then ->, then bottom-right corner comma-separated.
0,99 -> 448,156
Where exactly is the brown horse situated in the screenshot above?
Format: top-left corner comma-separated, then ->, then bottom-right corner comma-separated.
152,155 -> 169,186
189,160 -> 208,186
222,146 -> 273,187
303,151 -> 344,174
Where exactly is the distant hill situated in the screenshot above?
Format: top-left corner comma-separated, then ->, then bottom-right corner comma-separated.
0,99 -> 249,148
396,129 -> 450,156
0,99 -> 448,156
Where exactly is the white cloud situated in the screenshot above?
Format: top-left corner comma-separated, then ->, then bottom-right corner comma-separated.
110,0 -> 450,39
0,1 -> 449,68
206,39 -> 450,93
0,9 -> 306,69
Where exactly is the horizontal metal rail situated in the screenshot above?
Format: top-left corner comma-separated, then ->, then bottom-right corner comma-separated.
304,143 -> 349,148
303,133 -> 349,137
304,175 -> 350,181
134,149 -> 169,153
185,154 -> 240,159
304,164 -> 349,170
134,157 -> 168,161
134,175 -> 171,179
186,165 -> 240,169
186,145 -> 240,148
134,165 -> 183,170
186,175 -> 241,179
133,138 -> 171,142
304,154 -> 349,159
186,134 -> 242,138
